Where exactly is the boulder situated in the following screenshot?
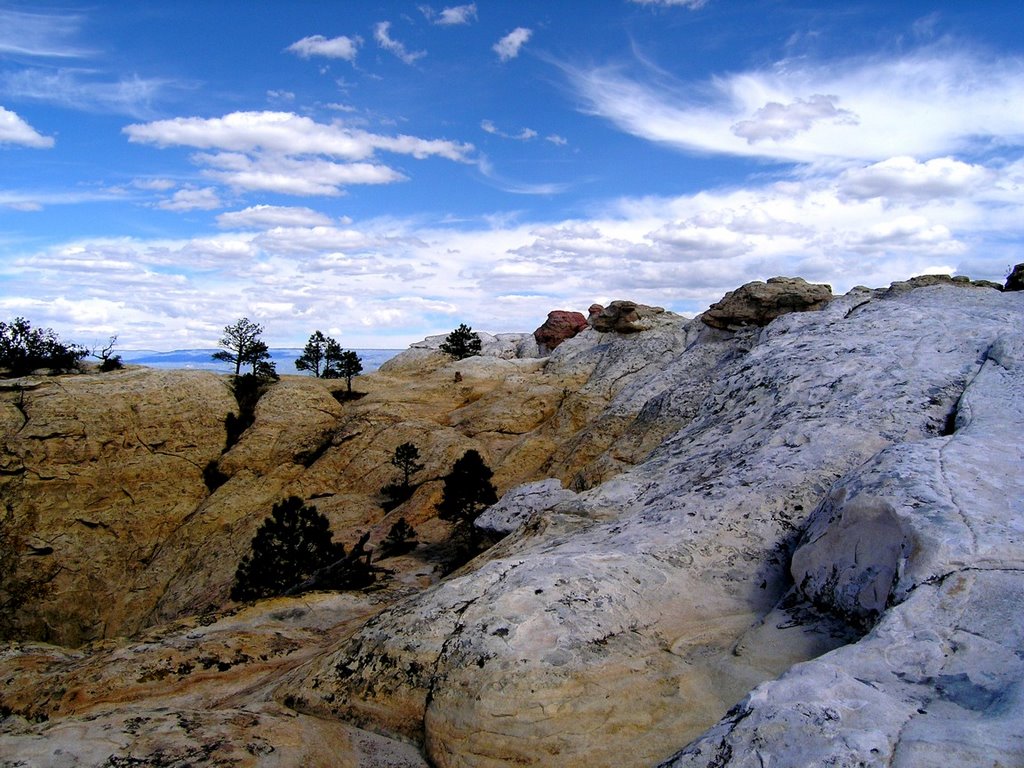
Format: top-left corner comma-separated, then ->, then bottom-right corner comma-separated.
590,300 -> 666,333
1006,262 -> 1024,291
533,310 -> 588,354
474,478 -> 577,536
701,276 -> 832,330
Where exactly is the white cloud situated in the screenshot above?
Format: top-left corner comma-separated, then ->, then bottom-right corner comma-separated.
839,156 -> 992,200
0,106 -> 54,148
5,147 -> 1021,349
124,111 -> 474,196
438,4 -> 478,25
196,152 -> 404,195
546,134 -> 568,146
126,111 -> 471,161
629,0 -> 708,7
481,119 -> 537,140
493,28 -> 532,62
157,187 -> 223,212
286,34 -> 361,61
131,178 -> 176,191
217,205 -> 335,230
0,8 -> 92,58
731,94 -> 858,143
0,69 -> 172,118
374,21 -> 426,65
569,48 -> 1024,165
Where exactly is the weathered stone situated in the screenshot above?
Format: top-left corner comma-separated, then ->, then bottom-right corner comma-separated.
1006,262 -> 1024,291
474,478 -> 576,535
590,300 -> 666,333
701,276 -> 832,329
533,310 -> 588,353
2,281 -> 1022,768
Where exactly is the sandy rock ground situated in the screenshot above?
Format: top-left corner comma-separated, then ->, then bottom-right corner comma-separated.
1,280 -> 1021,767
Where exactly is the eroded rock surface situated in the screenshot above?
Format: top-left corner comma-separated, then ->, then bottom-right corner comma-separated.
1,280 -> 1021,768
701,276 -> 832,330
280,283 -> 1022,767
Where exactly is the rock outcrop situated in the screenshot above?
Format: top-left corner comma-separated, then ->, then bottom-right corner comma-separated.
533,310 -> 588,353
1006,262 -> 1024,291
1,278 -> 1021,768
589,300 -> 666,333
701,276 -> 832,329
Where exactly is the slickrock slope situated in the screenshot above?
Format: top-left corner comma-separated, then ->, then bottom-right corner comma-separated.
1,277 -> 1021,767
281,282 -> 1022,767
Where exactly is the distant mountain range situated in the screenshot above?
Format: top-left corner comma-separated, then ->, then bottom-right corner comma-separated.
118,348 -> 401,375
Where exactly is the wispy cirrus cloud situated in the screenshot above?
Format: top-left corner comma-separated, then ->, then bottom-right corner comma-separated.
374,21 -> 426,65
493,28 -> 532,62
568,47 -> 1024,165
0,68 -> 176,118
628,0 -> 709,8
286,34 -> 362,62
0,8 -> 94,58
0,105 -> 54,148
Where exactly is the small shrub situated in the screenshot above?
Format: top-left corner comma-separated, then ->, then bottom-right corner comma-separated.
377,518 -> 418,559
0,318 -> 88,378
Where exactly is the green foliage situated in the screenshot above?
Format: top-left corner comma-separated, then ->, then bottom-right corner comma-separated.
213,317 -> 274,378
436,449 -> 498,532
296,332 -> 360,389
439,323 -> 482,360
334,349 -> 363,392
0,317 -> 88,378
381,442 -> 425,511
231,496 -> 370,601
295,330 -> 332,377
377,517 -> 418,559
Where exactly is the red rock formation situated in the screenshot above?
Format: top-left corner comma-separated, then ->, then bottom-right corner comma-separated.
533,310 -> 588,353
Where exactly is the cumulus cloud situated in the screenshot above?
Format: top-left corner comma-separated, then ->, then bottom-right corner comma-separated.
286,34 -> 361,61
195,152 -> 404,195
569,48 -> 1024,164
546,134 -> 568,146
493,28 -> 532,62
839,156 -> 992,200
0,106 -> 54,148
5,147 -> 1021,349
731,94 -> 858,143
217,205 -> 335,230
156,186 -> 223,212
124,111 -> 474,196
374,21 -> 426,65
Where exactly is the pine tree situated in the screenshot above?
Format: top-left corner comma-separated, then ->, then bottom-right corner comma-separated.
436,449 -> 498,532
381,442 -> 425,511
439,324 -> 482,360
231,496 -> 345,601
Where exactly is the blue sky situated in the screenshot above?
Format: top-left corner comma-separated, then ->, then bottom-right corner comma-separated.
1,1 -> 1023,350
